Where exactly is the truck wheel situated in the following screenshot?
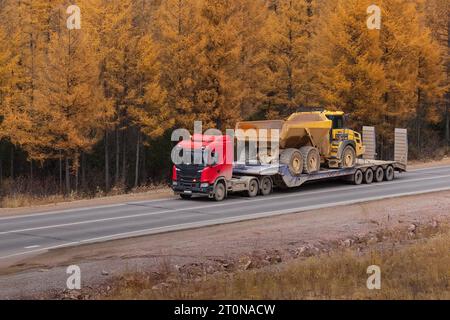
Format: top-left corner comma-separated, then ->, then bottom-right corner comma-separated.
214,182 -> 226,201
353,170 -> 363,185
247,179 -> 259,198
280,148 -> 303,176
300,146 -> 320,174
364,169 -> 374,184
384,166 -> 395,181
180,194 -> 192,200
374,167 -> 384,182
260,177 -> 273,196
341,146 -> 356,168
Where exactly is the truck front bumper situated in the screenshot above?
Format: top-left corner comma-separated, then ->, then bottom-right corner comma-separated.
172,182 -> 213,196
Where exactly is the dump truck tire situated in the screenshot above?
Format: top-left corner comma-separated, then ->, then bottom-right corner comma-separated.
280,148 -> 303,176
300,146 -> 320,174
341,145 -> 356,168
180,194 -> 192,200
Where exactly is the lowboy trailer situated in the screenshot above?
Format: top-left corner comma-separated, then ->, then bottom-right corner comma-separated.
172,127 -> 408,202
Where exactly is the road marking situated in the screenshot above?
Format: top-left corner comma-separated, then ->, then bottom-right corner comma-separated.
2,185 -> 450,261
1,172 -> 450,235
24,245 -> 40,249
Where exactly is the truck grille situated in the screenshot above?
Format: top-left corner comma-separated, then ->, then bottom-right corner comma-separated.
177,165 -> 202,188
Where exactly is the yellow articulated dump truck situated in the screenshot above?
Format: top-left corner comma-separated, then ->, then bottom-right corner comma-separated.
236,110 -> 365,176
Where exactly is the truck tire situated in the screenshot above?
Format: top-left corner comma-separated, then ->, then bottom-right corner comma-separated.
247,179 -> 259,198
341,145 -> 356,168
180,194 -> 192,200
364,169 -> 374,184
352,170 -> 364,185
384,166 -> 395,181
280,148 -> 303,176
214,182 -> 226,201
374,167 -> 384,182
300,146 -> 320,174
260,177 -> 273,196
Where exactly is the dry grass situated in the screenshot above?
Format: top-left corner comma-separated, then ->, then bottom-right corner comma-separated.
108,227 -> 450,300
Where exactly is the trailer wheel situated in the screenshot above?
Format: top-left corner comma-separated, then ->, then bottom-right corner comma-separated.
247,179 -> 259,198
374,167 -> 384,182
300,146 -> 320,174
260,177 -> 273,196
384,166 -> 395,181
180,194 -> 192,200
280,148 -> 303,176
353,170 -> 364,185
214,182 -> 226,202
364,169 -> 374,184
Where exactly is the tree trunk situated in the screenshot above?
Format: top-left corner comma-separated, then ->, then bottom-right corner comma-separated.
105,130 -> 110,191
122,129 -> 127,185
81,152 -> 87,191
0,159 -> 3,186
10,145 -> 14,179
59,152 -> 63,193
65,157 -> 70,196
115,126 -> 120,184
134,130 -> 141,188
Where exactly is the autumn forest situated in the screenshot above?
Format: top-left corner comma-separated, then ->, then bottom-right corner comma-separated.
0,0 -> 448,203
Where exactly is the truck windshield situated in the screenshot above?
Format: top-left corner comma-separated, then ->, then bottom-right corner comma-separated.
178,148 -> 219,167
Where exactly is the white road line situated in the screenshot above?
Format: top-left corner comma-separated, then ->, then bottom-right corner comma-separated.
24,245 -> 40,249
1,173 -> 450,235
2,185 -> 450,261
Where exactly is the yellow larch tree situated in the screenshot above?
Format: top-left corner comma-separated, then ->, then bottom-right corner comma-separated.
35,26 -> 110,192
262,0 -> 317,118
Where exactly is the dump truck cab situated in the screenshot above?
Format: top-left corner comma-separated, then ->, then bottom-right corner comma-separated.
322,111 -> 365,168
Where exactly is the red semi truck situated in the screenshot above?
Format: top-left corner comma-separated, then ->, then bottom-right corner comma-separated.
171,130 -> 408,202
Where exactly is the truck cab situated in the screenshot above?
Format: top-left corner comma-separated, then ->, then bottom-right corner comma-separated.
172,134 -> 233,200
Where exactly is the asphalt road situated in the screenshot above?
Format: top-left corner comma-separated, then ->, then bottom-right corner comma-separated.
1,165 -> 450,261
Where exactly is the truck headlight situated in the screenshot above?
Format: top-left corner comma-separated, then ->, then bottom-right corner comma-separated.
200,183 -> 209,188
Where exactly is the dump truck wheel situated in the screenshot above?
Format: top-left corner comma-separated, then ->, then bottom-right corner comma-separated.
341,146 -> 356,168
353,170 -> 364,185
300,147 -> 320,174
260,177 -> 273,196
180,194 -> 192,200
364,169 -> 374,184
375,167 -> 384,182
384,166 -> 395,181
214,182 -> 226,201
247,179 -> 259,198
280,148 -> 303,176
